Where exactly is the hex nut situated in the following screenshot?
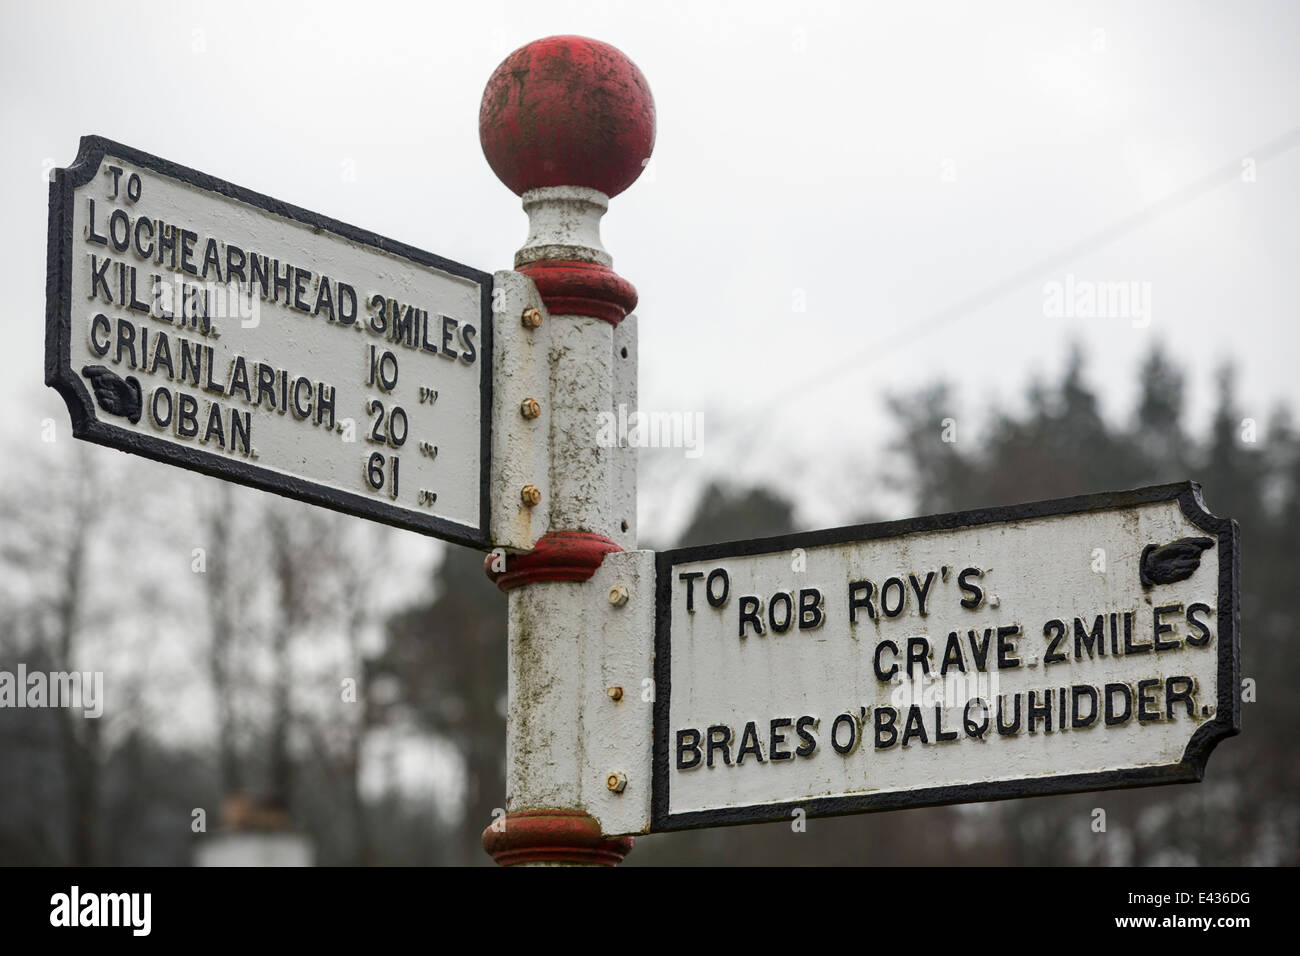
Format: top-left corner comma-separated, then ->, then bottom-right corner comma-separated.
606,772 -> 628,794
520,397 -> 542,419
606,686 -> 624,702
608,584 -> 629,607
521,307 -> 543,329
521,485 -> 542,507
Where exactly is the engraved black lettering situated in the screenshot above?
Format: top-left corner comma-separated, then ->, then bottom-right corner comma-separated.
706,726 -> 732,768
679,571 -> 704,612
738,595 -> 764,638
675,729 -> 702,770
848,580 -> 875,622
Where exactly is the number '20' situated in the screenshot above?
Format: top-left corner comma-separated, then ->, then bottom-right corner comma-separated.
367,399 -> 408,448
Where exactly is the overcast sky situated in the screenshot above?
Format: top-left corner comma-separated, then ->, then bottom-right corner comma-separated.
5,0 -> 1298,542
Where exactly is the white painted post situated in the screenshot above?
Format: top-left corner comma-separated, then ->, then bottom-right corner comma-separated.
478,36 -> 656,865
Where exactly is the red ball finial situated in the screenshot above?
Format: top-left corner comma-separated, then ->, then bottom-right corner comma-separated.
480,36 -> 656,198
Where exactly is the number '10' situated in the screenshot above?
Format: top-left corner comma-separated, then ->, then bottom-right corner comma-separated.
368,346 -> 399,391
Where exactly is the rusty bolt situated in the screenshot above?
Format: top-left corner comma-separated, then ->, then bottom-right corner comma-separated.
608,584 -> 629,607
606,686 -> 624,702
521,307 -> 543,329
606,772 -> 627,794
521,485 -> 542,507
520,397 -> 541,419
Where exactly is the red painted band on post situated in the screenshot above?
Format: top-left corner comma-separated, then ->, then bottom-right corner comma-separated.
517,259 -> 638,326
485,530 -> 624,591
482,809 -> 634,866
483,806 -> 634,868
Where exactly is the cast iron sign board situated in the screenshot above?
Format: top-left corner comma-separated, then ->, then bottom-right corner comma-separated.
46,136 -> 492,548
652,482 -> 1239,831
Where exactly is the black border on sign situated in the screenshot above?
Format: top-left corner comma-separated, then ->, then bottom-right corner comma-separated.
651,481 -> 1240,832
45,136 -> 493,549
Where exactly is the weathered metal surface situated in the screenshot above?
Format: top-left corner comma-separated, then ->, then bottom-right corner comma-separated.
488,270 -> 550,551
479,35 -> 655,864
582,550 -> 655,835
479,35 -> 656,199
517,259 -> 637,326
516,186 -> 613,268
509,184 -> 638,326
481,809 -> 632,867
652,482 -> 1239,831
47,136 -> 492,547
504,549 -> 655,840
610,311 -> 638,552
486,530 -> 621,592
547,313 -> 616,534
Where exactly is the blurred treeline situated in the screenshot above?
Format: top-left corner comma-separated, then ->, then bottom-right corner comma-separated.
0,343 -> 1294,865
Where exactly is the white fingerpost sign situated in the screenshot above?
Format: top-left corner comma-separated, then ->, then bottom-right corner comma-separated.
652,483 -> 1239,831
46,136 -> 492,547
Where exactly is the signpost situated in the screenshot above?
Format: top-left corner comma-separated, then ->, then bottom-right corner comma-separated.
46,136 -> 492,548
43,36 -> 1242,867
651,483 -> 1238,831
